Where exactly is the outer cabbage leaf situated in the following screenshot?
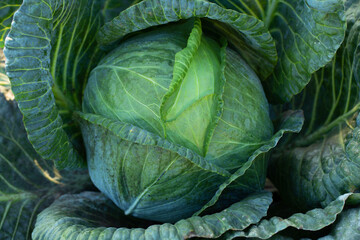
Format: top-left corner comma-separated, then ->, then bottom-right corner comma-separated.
269,116 -> 360,210
222,193 -> 353,239
78,111 -> 231,222
97,0 -> 278,81
0,94 -> 90,239
267,0 -> 345,102
31,191 -> 272,240
205,46 -> 273,170
291,0 -> 360,146
268,0 -> 360,211
346,0 -> 360,86
209,0 -> 346,103
4,0 -> 135,169
0,0 -> 21,48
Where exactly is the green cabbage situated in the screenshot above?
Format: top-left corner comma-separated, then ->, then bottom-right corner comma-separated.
80,17 -> 273,222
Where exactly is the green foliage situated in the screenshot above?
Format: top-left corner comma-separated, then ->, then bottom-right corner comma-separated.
0,94 -> 45,240
0,95 -> 91,239
319,206 -> 360,240
209,0 -> 346,103
77,0 -> 305,223
223,193 -> 353,239
4,0 -> 136,169
76,109 -> 302,222
268,0 -> 360,212
269,116 -> 360,210
32,191 -> 272,240
1,0 -> 358,239
0,0 -> 21,48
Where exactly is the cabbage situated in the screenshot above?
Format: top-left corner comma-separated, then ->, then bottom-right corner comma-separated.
2,0 -> 357,239
79,18 -> 273,221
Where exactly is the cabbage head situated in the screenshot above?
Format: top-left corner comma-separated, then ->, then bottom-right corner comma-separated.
79,16 -> 274,222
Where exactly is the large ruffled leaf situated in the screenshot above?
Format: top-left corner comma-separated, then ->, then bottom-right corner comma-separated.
0,94 -> 90,239
0,0 -> 21,48
268,0 -> 360,211
4,0 -> 134,169
267,0 -> 345,102
209,0 -> 346,102
98,0 -> 277,80
290,0 -> 360,146
77,112 -> 232,222
269,114 -> 360,211
222,193 -> 353,239
32,191 -> 272,240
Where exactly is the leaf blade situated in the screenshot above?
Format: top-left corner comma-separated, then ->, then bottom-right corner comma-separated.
31,191 -> 272,240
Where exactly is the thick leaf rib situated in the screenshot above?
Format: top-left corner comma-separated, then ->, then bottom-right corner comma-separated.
4,0 -> 84,168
